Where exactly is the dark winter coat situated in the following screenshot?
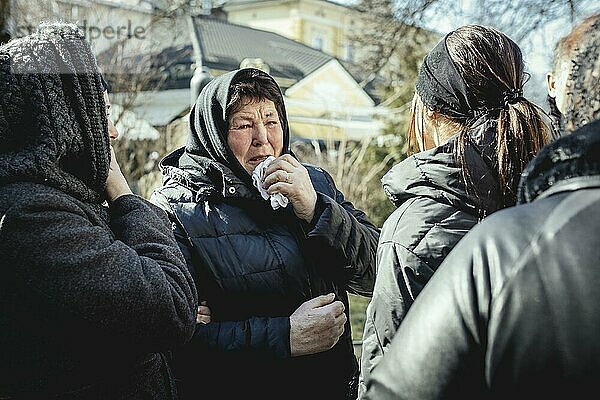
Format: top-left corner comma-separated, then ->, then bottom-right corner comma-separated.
0,186 -> 198,399
0,24 -> 197,399
151,68 -> 379,400
363,119 -> 600,399
359,122 -> 502,396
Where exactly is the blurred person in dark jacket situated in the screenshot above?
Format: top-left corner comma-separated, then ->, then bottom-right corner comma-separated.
364,15 -> 600,400
0,23 -> 197,399
358,24 -> 553,397
151,68 -> 379,400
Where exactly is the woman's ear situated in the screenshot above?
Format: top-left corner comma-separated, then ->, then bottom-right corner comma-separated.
546,72 -> 557,98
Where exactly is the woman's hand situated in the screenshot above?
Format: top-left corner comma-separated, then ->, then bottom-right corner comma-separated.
106,146 -> 133,202
289,293 -> 347,357
197,301 -> 211,324
262,154 -> 317,223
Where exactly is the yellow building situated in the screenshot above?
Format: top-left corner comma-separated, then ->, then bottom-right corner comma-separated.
187,14 -> 387,142
220,0 -> 392,142
223,0 -> 361,62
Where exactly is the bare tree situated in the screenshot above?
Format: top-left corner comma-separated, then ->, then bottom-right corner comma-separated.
97,0 -> 197,197
351,0 -> 597,85
292,135 -> 407,227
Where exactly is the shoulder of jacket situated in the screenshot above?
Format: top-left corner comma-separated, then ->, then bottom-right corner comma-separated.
303,164 -> 336,194
1,182 -> 78,204
304,163 -> 328,178
382,195 -> 476,243
0,182 -> 89,221
152,180 -> 199,207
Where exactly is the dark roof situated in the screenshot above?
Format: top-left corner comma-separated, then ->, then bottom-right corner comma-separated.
190,15 -> 333,83
96,43 -> 195,92
98,14 -> 382,100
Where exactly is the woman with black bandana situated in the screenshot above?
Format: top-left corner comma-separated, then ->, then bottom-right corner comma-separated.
358,25 -> 551,397
151,68 -> 379,400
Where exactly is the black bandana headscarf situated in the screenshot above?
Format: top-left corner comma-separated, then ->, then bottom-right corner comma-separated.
416,32 -> 524,122
415,34 -> 474,120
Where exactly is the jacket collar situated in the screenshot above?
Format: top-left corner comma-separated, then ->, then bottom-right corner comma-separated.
518,119 -> 600,204
159,147 -> 259,201
382,122 -> 501,217
537,175 -> 600,200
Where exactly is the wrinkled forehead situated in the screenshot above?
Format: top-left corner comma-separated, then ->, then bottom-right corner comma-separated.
228,98 -> 278,119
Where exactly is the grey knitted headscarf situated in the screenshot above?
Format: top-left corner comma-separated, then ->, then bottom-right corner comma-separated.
0,22 -> 110,204
185,68 -> 290,188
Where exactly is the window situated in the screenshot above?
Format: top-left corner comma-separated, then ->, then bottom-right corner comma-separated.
312,35 -> 323,50
345,42 -> 355,62
55,1 -> 88,23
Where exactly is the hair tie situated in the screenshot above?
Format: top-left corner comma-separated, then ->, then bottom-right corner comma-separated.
502,88 -> 524,108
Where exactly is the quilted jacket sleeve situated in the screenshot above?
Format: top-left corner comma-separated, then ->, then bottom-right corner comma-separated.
304,168 -> 380,297
189,315 -> 291,358
358,196 -> 478,398
1,190 -> 198,351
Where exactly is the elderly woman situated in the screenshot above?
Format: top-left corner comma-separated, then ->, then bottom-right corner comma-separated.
0,23 -> 197,398
152,68 -> 379,400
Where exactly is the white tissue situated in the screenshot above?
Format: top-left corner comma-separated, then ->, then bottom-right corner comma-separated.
252,156 -> 289,210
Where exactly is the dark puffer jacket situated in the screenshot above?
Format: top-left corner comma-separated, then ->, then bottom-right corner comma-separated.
364,119 -> 600,399
0,24 -> 197,399
359,123 -> 501,396
151,69 -> 379,400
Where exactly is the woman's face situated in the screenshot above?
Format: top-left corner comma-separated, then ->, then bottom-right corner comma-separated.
227,98 -> 284,174
103,91 -> 119,140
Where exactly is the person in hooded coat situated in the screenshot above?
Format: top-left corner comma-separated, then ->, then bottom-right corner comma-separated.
151,68 -> 379,399
0,23 -> 197,398
358,24 -> 553,397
